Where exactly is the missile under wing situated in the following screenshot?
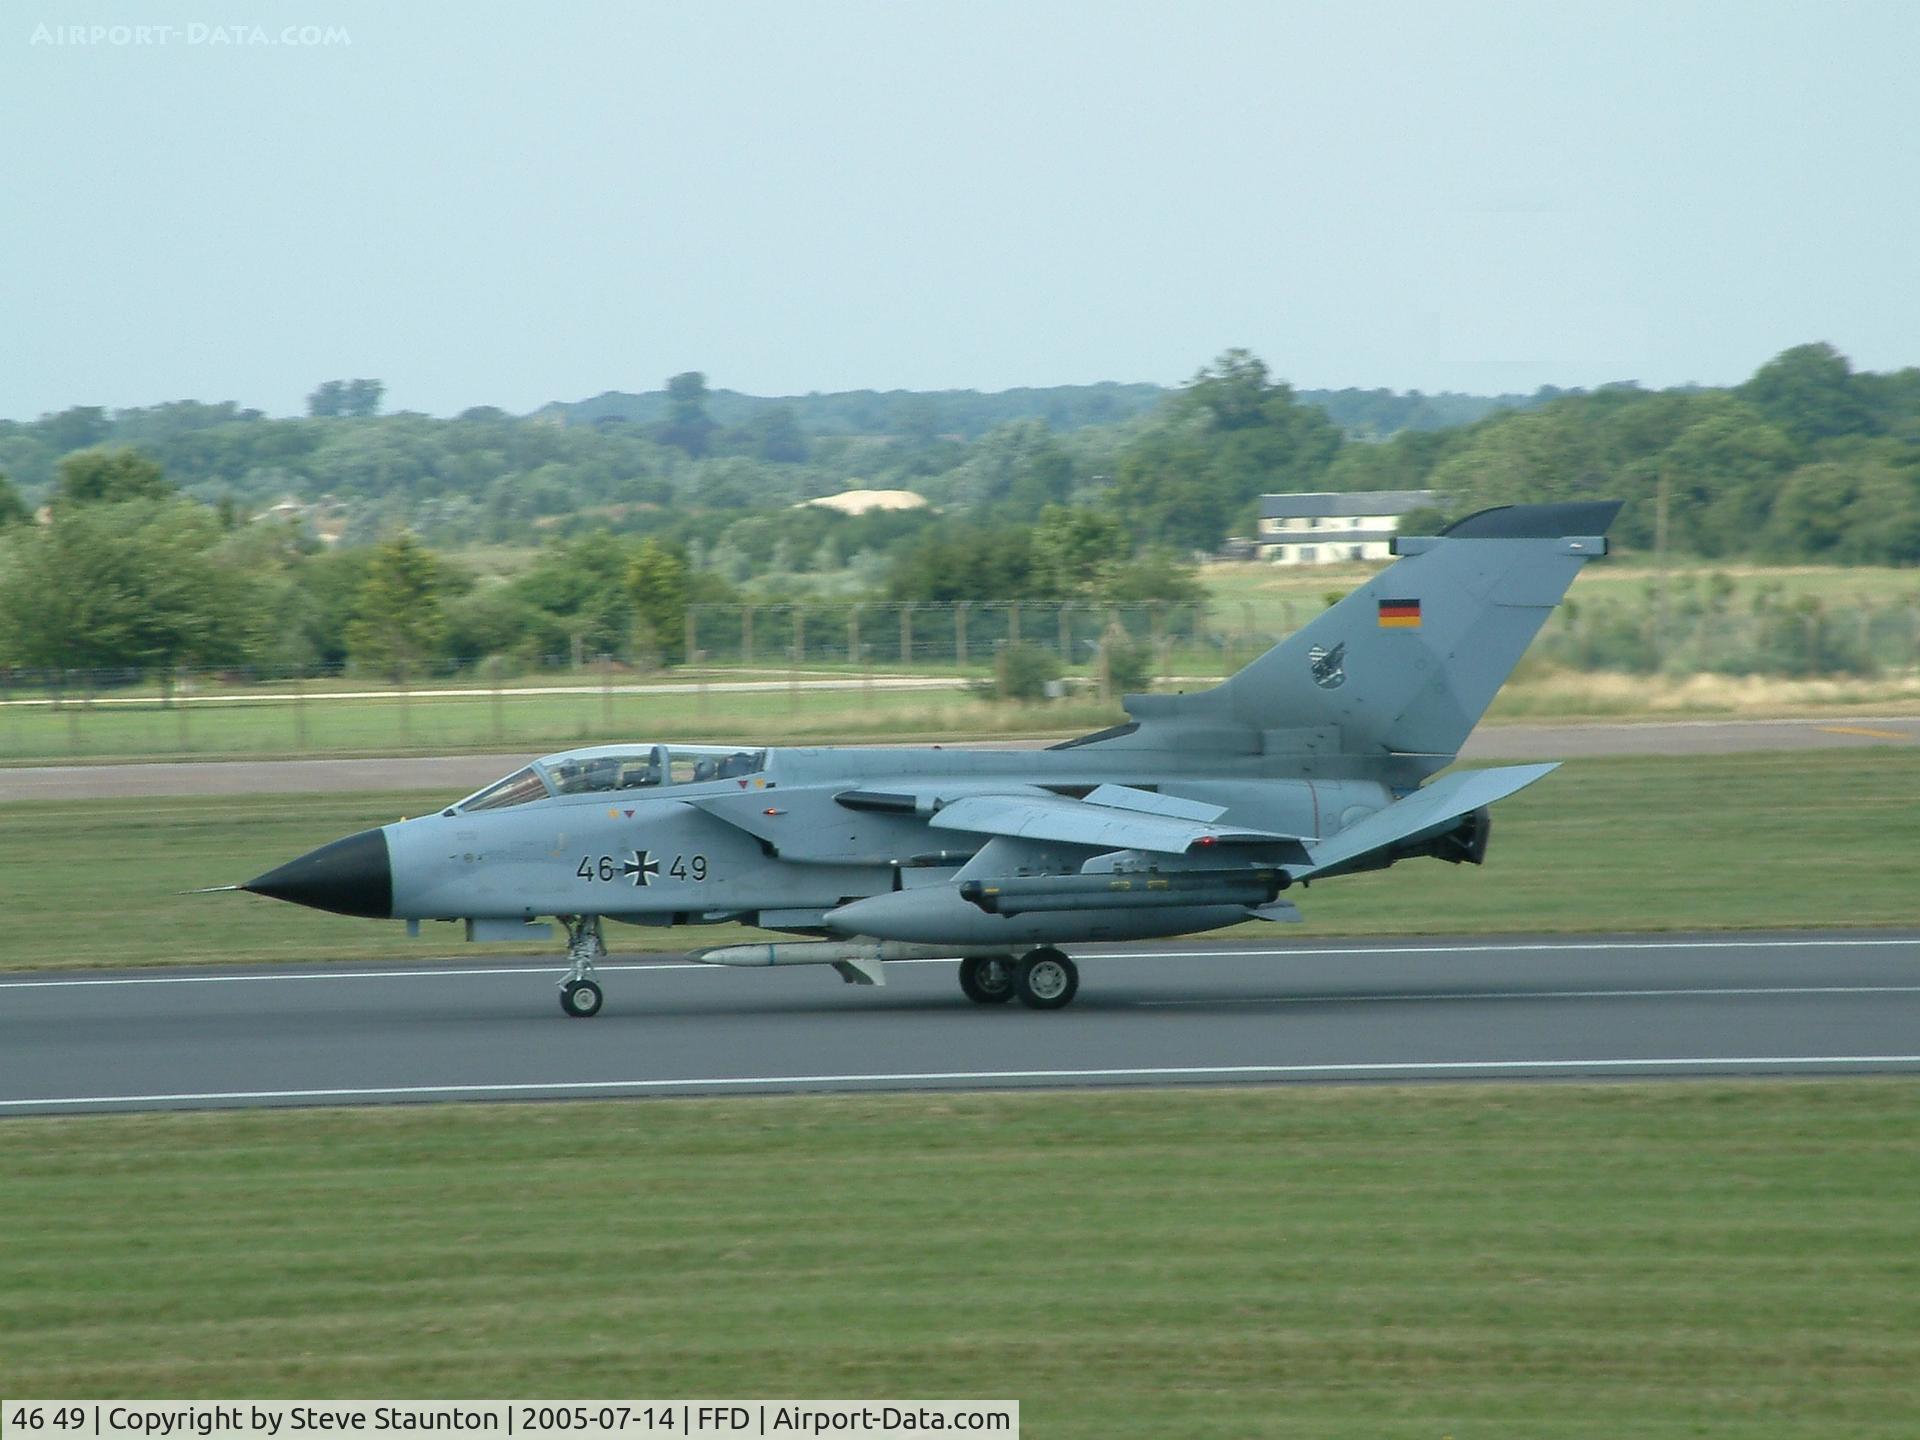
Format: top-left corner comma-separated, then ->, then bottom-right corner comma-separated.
238,502 -> 1620,1014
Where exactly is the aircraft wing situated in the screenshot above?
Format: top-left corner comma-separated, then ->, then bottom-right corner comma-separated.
929,784 -> 1312,860
1297,762 -> 1559,877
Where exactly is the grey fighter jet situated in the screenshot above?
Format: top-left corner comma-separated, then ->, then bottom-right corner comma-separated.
240,502 -> 1618,1015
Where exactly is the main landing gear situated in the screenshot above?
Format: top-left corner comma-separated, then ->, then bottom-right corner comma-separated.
959,948 -> 1079,1010
959,955 -> 1016,1004
558,915 -> 605,1018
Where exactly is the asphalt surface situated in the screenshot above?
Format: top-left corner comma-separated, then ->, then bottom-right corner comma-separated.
2,715 -> 1916,801
3,932 -> 1915,1114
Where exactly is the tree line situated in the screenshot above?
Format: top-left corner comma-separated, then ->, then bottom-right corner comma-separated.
0,445 -> 1200,675
1106,343 -> 1920,560
6,344 -> 1913,569
2,341 -> 1917,677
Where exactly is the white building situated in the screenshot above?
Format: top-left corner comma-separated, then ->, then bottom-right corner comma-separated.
1257,488 -> 1439,565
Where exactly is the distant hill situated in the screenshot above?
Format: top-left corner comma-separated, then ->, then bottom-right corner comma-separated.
533,382 -> 1168,440
533,381 -> 1554,440
1303,386 -> 1562,438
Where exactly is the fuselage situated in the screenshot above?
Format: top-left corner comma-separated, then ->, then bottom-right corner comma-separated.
254,740 -> 1399,946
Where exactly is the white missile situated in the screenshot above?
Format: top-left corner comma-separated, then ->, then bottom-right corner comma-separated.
690,939 -> 1006,986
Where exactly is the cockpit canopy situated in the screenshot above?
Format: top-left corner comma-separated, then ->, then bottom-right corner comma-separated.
453,743 -> 768,813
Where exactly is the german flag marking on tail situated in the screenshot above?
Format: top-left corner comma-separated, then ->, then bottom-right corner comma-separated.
1378,597 -> 1421,629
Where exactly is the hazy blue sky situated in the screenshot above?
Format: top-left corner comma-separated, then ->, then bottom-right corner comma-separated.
4,1 -> 1916,417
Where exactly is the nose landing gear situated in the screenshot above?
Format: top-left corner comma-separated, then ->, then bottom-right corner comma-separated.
558,915 -> 605,1018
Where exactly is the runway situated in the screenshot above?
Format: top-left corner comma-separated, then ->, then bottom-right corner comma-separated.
2,932 -> 1915,1114
1,714 -> 1913,800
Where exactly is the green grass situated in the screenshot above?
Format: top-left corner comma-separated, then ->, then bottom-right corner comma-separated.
3,1083 -> 1918,1435
1200,557 -> 1920,629
10,666 -> 1920,766
0,686 -> 1124,765
6,556 -> 1917,766
0,748 -> 1913,972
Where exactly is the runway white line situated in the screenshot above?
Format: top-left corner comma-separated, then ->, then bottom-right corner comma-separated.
0,964 -> 693,988
1090,938 -> 1920,961
6,1055 -> 1920,1109
1,936 -> 1912,989
1134,985 -> 1920,1007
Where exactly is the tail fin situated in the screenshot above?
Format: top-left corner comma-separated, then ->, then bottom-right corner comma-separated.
1123,501 -> 1619,760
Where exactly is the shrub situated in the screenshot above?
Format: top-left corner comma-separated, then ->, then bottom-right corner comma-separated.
970,642 -> 1061,702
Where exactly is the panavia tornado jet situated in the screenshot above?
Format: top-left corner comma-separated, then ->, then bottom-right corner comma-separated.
239,502 -> 1619,1016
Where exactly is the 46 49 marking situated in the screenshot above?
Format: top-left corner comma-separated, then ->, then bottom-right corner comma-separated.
576,849 -> 706,886
7,1411 -> 88,1432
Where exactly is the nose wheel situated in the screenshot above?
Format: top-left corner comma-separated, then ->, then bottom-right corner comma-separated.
557,914 -> 606,1019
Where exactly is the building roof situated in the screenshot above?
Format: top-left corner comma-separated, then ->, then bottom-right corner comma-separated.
1261,529 -> 1402,547
1259,489 -> 1437,520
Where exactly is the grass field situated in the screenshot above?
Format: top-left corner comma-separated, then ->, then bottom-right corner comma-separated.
0,683 -> 1110,764
3,1083 -> 1917,1435
0,748 -> 1913,972
9,670 -> 1920,766
9,669 -> 1920,768
1200,557 -> 1920,627
4,555 -> 1919,766
4,560 -> 1916,766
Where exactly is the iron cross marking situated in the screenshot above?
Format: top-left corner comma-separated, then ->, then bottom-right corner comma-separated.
624,850 -> 660,887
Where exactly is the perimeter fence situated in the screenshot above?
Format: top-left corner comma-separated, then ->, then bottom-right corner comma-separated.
2,592 -> 1917,763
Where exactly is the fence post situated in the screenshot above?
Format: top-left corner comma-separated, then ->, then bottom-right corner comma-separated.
685,609 -> 698,670
956,601 -> 969,669
851,604 -> 866,697
791,607 -> 804,712
742,605 -> 754,668
1058,603 -> 1072,663
900,604 -> 913,669
158,666 -> 174,755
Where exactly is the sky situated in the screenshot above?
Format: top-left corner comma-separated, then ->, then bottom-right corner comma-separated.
3,0 -> 1917,418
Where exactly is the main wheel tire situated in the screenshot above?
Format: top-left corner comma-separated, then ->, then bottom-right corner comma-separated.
560,979 -> 604,1018
959,955 -> 1017,1005
1015,948 -> 1079,1010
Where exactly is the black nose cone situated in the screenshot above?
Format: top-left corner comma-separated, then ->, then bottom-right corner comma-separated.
245,827 -> 393,918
